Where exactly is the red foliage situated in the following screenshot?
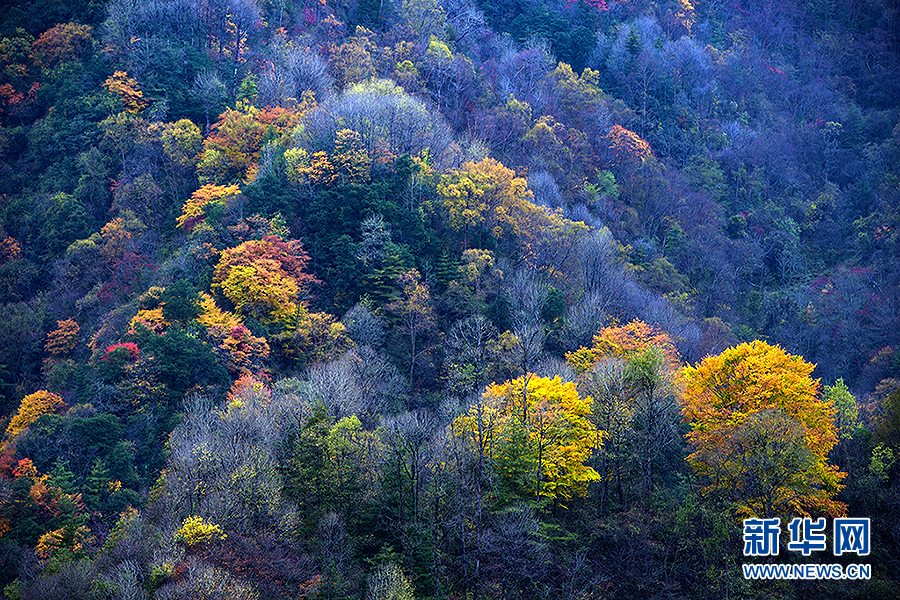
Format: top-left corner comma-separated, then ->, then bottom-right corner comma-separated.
103,342 -> 140,361
98,252 -> 157,306
564,0 -> 609,10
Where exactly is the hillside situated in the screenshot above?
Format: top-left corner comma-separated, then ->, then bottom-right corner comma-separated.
0,0 -> 899,597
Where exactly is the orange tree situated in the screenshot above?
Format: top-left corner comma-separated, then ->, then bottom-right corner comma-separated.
212,235 -> 318,326
680,340 -> 846,519
566,319 -> 681,501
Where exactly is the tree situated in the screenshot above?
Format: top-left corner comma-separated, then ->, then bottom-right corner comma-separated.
213,235 -> 318,325
30,23 -> 92,70
567,320 -> 681,500
437,158 -> 587,267
103,70 -> 151,114
177,184 -> 241,231
680,340 -> 846,519
367,562 -> 414,600
387,269 -> 438,384
3,390 -> 67,444
453,375 -> 601,508
823,378 -> 859,440
197,102 -> 307,185
44,319 -> 79,357
193,70 -> 227,133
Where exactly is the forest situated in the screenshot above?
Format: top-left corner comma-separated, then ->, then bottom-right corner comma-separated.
0,0 -> 898,597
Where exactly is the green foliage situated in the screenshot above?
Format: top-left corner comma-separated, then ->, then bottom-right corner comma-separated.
824,378 -> 859,440
279,409 -> 380,536
236,73 -> 259,104
128,325 -> 230,405
279,406 -> 332,531
33,193 -> 92,260
159,280 -> 201,324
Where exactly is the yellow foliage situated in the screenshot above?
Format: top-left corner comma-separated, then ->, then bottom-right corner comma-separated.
177,184 -> 240,230
174,515 -> 226,547
680,340 -> 846,519
439,157 -> 587,266
566,319 -> 679,375
196,292 -> 244,331
104,70 -> 151,114
35,525 -> 91,560
129,307 -> 168,334
5,391 -> 67,440
453,374 -> 601,505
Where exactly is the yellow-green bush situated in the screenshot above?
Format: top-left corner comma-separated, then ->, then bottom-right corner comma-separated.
174,516 -> 226,547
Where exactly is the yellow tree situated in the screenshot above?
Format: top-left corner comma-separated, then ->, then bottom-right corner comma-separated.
680,340 -> 846,519
438,157 -> 587,269
4,391 -> 68,447
213,235 -> 318,325
104,70 -> 151,114
453,375 -> 601,508
176,184 -> 241,231
438,157 -> 531,243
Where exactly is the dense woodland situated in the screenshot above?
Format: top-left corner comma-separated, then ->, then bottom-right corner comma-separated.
0,0 -> 899,597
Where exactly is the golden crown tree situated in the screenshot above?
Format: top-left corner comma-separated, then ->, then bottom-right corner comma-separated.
680,340 -> 846,519
453,374 -> 601,508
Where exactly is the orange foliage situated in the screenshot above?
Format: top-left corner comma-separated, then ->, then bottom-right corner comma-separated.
215,325 -> 271,377
566,319 -> 678,375
607,124 -> 652,165
104,70 -> 151,114
680,341 -> 846,519
45,319 -> 80,357
0,236 -> 22,264
198,97 -> 315,185
228,373 -> 271,403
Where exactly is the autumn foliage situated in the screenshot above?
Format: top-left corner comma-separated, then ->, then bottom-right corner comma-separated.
213,236 -> 318,325
197,99 -> 314,185
176,184 -> 241,230
606,125 -> 653,165
680,341 -> 846,519
4,390 -> 68,441
104,70 -> 151,114
454,374 -> 601,506
30,23 -> 92,70
44,319 -> 80,357
566,319 -> 678,375
437,157 -> 588,265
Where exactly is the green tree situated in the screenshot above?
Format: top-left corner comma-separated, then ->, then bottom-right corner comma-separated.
387,269 -> 438,384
